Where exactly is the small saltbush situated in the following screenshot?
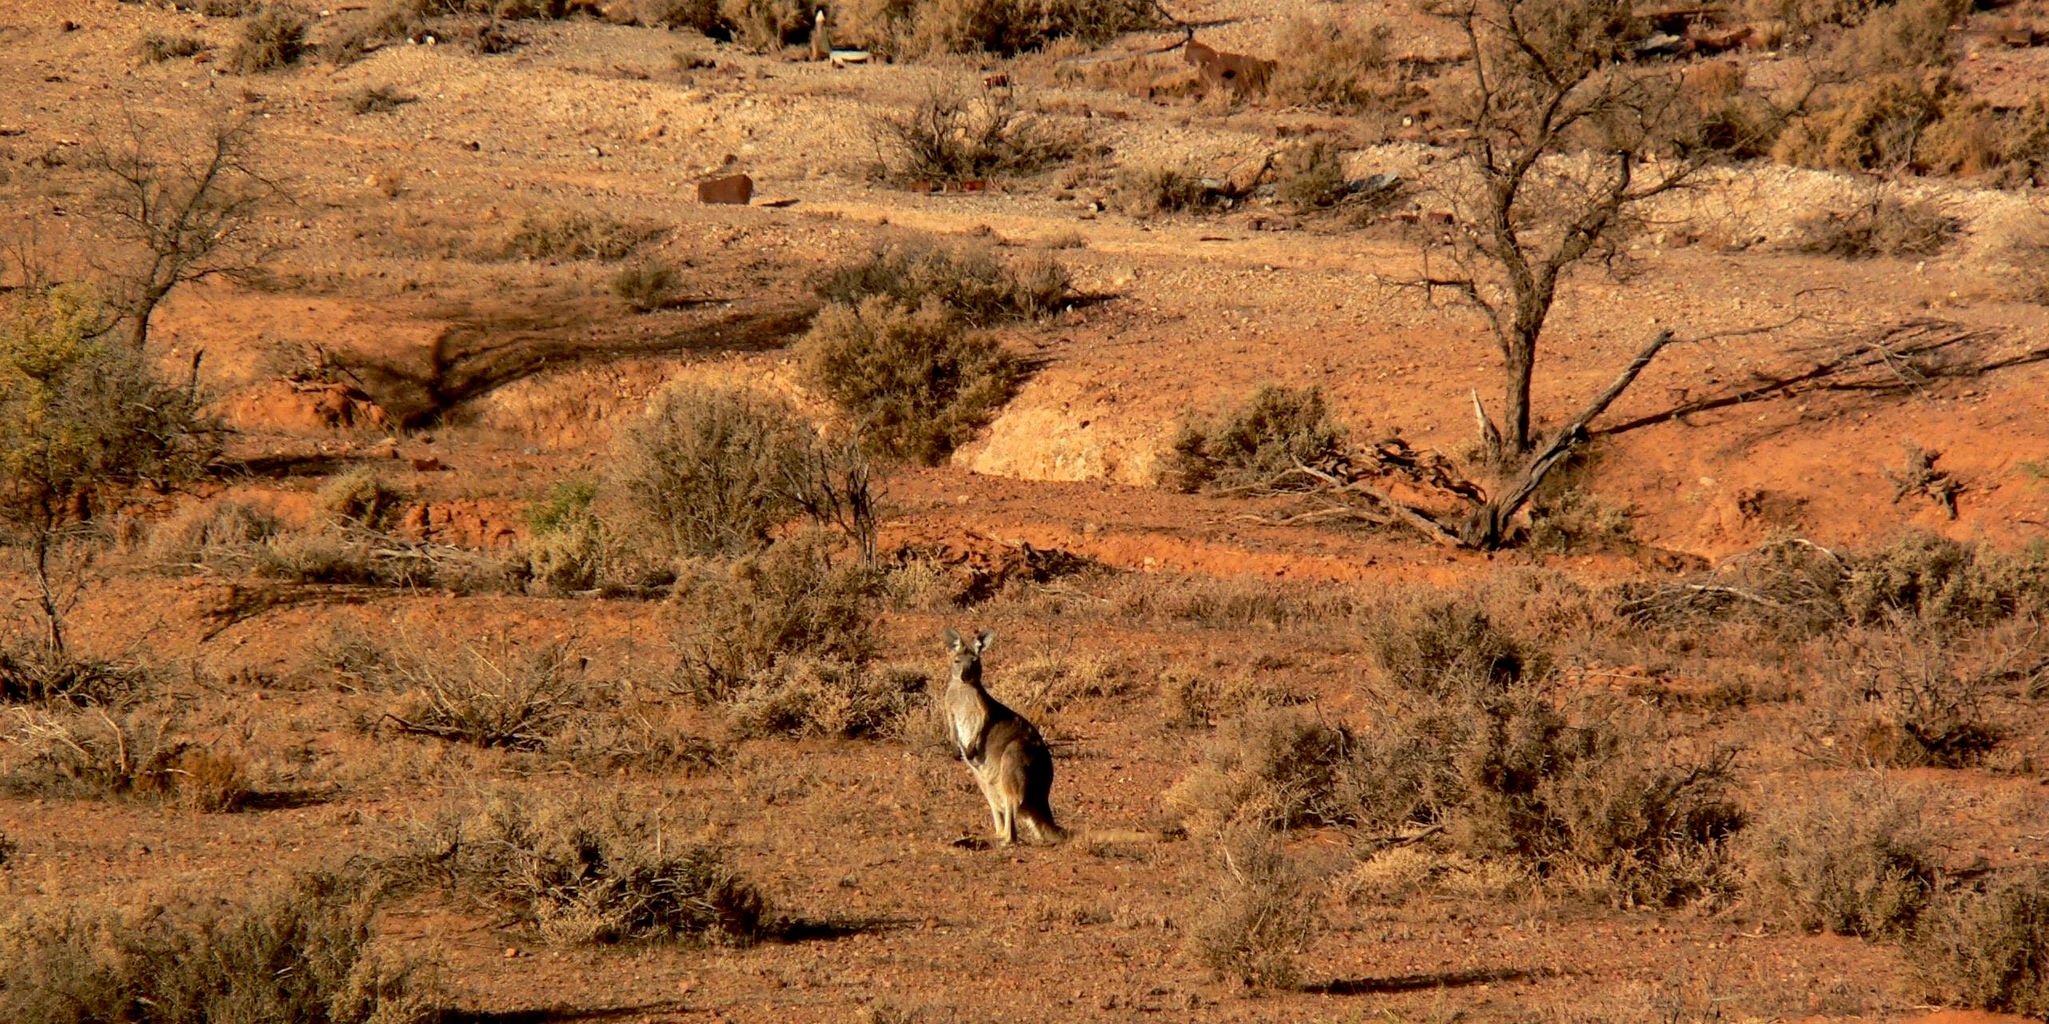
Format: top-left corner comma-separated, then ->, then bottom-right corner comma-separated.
503,210 -> 657,262
1915,869 -> 2049,1016
1267,13 -> 1398,114
799,297 -> 1025,465
670,531 -> 879,703
612,261 -> 681,312
1187,827 -> 1319,990
869,85 -> 1073,185
815,241 -> 1069,326
609,384 -> 813,559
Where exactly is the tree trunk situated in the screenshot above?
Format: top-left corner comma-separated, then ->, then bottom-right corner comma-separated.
1503,334 -> 1536,454
33,529 -> 65,657
126,281 -> 172,351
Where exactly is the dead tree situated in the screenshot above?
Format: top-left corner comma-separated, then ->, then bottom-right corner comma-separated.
85,110 -> 282,352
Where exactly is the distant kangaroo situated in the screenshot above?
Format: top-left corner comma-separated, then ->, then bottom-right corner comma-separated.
943,628 -> 1065,845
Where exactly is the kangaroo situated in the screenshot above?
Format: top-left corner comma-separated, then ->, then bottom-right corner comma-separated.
943,628 -> 1065,845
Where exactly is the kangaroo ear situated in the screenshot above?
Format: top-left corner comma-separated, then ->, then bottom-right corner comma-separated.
975,629 -> 996,653
944,627 -> 962,651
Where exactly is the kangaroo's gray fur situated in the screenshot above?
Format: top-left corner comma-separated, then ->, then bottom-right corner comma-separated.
943,627 -> 1065,845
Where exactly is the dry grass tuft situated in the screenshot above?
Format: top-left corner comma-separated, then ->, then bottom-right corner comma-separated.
137,31 -> 209,63
1793,192 -> 1960,259
670,531 -> 879,705
502,209 -> 659,262
1267,13 -> 1401,115
1,707 -> 251,811
376,639 -> 585,749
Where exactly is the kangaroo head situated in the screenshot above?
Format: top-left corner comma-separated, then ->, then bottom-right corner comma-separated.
944,627 -> 995,687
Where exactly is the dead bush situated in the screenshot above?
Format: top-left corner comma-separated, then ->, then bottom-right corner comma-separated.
137,31 -> 209,63
1915,868 -> 2049,1016
1187,827 -> 1320,990
1273,140 -> 1348,211
1,707 -> 251,811
145,499 -> 284,573
227,6 -> 309,73
646,0 -> 723,32
1110,165 -> 1223,217
1166,712 -> 1363,836
0,829 -> 12,867
1834,627 -> 1999,767
670,531 -> 879,704
502,209 -> 658,262
1168,384 -> 1346,493
799,297 -> 1025,465
346,84 -> 415,115
0,871 -> 437,1024
379,639 -> 585,749
1739,782 -> 1938,940
815,240 -> 1069,326
1997,213 -> 2049,304
252,527 -> 524,593
1267,13 -> 1398,114
1157,664 -> 1297,729
869,85 -> 1073,185
0,648 -> 152,707
723,659 -> 924,739
612,260 -> 681,312
393,791 -> 769,945
1526,487 -> 1634,554
1793,192 -> 1959,259
548,702 -> 728,775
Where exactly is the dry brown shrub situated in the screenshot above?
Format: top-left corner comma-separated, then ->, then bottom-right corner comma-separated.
1165,711 -> 1363,836
502,209 -> 658,262
722,659 -> 924,739
608,384 -> 813,560
837,0 -> 1151,57
137,31 -> 209,62
346,83 -> 415,115
612,260 -> 681,312
1739,781 -> 1937,940
1110,164 -> 1222,216
227,6 -> 309,73
379,639 -> 585,749
799,298 -> 1025,465
670,531 -> 879,704
815,240 -> 1069,325
1273,139 -> 1349,211
315,467 -> 409,531
868,85 -> 1074,185
0,872 -> 437,1024
1,707 -> 252,811
391,791 -> 769,946
1915,869 -> 2049,1016
1187,827 -> 1320,990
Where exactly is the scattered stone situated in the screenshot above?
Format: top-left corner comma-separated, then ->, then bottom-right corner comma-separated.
697,173 -> 753,205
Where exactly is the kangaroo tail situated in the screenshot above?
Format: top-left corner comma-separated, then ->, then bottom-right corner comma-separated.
1023,802 -> 1068,844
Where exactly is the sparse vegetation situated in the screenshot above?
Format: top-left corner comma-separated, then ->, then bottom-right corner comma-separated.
815,241 -> 1069,325
1111,165 -> 1222,217
869,85 -> 1073,186
799,297 -> 1026,465
836,0 -> 1152,57
227,5 -> 309,73
1166,712 -> 1361,836
1267,13 -> 1400,115
316,467 -> 409,531
379,639 -> 585,749
503,209 -> 659,262
394,791 -> 770,945
1793,192 -> 1960,259
1273,139 -> 1348,211
1169,385 -> 1346,493
1,707 -> 251,811
346,83 -> 415,114
607,382 -> 878,565
1188,827 -> 1319,990
0,872 -> 437,1024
